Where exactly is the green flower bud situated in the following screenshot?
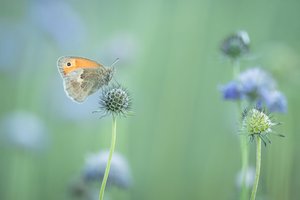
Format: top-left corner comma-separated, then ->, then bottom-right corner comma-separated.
243,109 -> 275,135
221,30 -> 250,59
241,108 -> 283,146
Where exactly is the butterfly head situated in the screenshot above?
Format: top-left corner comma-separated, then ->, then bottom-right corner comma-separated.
105,67 -> 115,84
105,58 -> 119,84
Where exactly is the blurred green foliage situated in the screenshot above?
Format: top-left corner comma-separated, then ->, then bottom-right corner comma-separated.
1,0 -> 300,200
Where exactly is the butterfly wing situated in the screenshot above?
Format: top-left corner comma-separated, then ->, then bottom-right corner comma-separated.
57,56 -> 101,78
57,56 -> 113,103
62,68 -> 92,102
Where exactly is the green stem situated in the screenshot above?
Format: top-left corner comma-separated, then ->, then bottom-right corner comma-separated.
233,59 -> 240,78
233,60 -> 249,200
99,116 -> 117,200
240,135 -> 249,200
250,136 -> 262,200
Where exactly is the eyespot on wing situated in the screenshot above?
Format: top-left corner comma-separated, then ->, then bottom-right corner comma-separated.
57,56 -> 103,76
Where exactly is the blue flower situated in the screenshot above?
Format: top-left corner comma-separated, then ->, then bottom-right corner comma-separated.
220,67 -> 287,113
0,111 -> 49,151
260,90 -> 287,113
236,166 -> 255,189
238,68 -> 275,99
98,33 -> 138,65
29,1 -> 86,51
0,21 -> 25,74
220,81 -> 242,100
82,151 -> 132,189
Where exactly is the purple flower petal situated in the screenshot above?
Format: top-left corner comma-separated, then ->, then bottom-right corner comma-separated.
220,81 -> 242,100
261,90 -> 287,113
239,68 -> 276,95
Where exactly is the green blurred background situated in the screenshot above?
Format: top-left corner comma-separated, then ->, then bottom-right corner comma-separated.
1,0 -> 300,200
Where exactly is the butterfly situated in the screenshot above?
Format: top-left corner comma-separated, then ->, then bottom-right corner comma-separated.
57,56 -> 116,103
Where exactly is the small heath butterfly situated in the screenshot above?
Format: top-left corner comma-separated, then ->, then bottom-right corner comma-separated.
57,56 -> 115,103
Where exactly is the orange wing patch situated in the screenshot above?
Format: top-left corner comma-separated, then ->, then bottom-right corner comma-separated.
63,57 -> 102,75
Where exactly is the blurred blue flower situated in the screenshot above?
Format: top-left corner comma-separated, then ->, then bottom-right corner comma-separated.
29,0 -> 86,51
0,21 -> 24,73
220,67 -> 287,113
106,33 -> 137,64
0,111 -> 49,151
236,166 -> 255,189
238,68 -> 276,100
83,151 -> 132,189
260,90 -> 287,113
97,33 -> 138,66
220,81 -> 242,100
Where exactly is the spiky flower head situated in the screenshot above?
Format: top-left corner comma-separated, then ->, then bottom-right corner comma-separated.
242,108 -> 282,145
243,109 -> 274,135
221,30 -> 250,59
96,85 -> 132,117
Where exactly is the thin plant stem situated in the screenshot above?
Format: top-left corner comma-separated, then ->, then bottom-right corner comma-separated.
232,60 -> 249,200
250,136 -> 262,200
240,131 -> 249,200
99,116 -> 117,200
233,59 -> 240,79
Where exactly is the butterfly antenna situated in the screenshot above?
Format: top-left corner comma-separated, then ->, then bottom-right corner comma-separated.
111,77 -> 119,86
111,58 -> 120,68
110,58 -> 120,86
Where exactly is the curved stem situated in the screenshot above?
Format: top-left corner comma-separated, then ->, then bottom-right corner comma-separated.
99,116 -> 117,200
250,136 -> 262,200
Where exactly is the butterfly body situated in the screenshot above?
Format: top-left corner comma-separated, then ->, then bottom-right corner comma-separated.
57,56 -> 113,103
